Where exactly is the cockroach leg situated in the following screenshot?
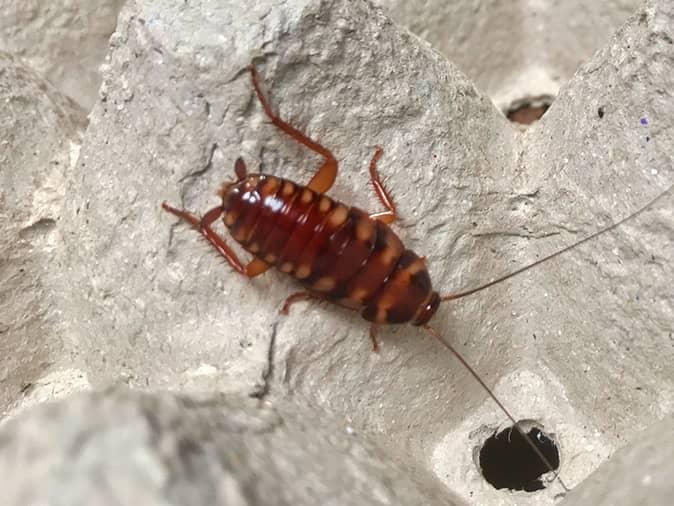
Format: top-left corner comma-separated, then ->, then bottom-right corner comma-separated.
248,65 -> 338,194
280,291 -> 317,315
369,324 -> 381,353
245,258 -> 270,277
161,202 -> 201,228
367,146 -> 398,223
369,210 -> 396,224
307,159 -> 339,195
161,202 -> 248,276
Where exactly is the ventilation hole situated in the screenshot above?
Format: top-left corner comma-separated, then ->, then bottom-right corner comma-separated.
506,96 -> 553,125
479,424 -> 560,492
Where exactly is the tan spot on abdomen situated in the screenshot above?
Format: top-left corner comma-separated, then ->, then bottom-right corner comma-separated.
260,176 -> 280,196
406,257 -> 426,275
379,234 -> 404,266
313,277 -> 336,292
300,188 -> 313,204
349,286 -> 369,303
380,246 -> 398,265
282,181 -> 294,197
233,228 -> 247,242
264,253 -> 277,264
295,264 -> 311,279
248,242 -> 260,253
224,211 -> 237,226
374,307 -> 388,324
318,196 -> 332,213
327,205 -> 348,228
279,262 -> 294,273
375,290 -> 397,311
355,218 -> 375,241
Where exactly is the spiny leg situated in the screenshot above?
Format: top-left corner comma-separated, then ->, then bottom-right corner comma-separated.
248,64 -> 338,194
368,147 -> 397,224
162,202 -> 267,277
196,208 -> 270,277
280,291 -> 321,315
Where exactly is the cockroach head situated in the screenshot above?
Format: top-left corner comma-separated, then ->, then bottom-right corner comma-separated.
217,157 -> 249,199
412,291 -> 441,326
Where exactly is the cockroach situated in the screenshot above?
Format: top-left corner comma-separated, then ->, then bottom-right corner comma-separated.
162,64 -> 672,493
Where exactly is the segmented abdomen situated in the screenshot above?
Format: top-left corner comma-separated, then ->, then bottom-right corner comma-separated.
222,174 -> 437,325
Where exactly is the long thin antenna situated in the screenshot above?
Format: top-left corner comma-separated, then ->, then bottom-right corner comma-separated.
423,324 -> 570,492
433,183 -> 672,492
443,184 -> 673,301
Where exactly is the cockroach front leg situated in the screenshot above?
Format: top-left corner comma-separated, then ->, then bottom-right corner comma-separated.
248,65 -> 338,195
367,147 -> 398,224
162,202 -> 266,277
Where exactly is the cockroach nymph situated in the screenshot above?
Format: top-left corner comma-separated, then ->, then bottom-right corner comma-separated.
165,66 -> 439,331
162,65 -> 671,493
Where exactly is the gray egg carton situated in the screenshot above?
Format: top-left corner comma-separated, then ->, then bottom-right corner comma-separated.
0,1 -> 672,505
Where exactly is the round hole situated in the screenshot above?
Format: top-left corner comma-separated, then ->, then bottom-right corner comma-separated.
506,96 -> 554,125
479,423 -> 560,492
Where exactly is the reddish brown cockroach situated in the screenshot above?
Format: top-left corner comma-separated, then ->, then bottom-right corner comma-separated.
162,65 -> 671,493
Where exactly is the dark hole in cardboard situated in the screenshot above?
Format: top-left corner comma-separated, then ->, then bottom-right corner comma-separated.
479,425 -> 560,492
506,96 -> 553,125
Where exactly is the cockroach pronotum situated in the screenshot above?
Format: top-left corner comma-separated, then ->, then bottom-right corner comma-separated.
162,64 -> 672,493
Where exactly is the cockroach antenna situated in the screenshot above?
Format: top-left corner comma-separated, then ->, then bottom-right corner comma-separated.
442,183 -> 673,303
435,181 -> 672,493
